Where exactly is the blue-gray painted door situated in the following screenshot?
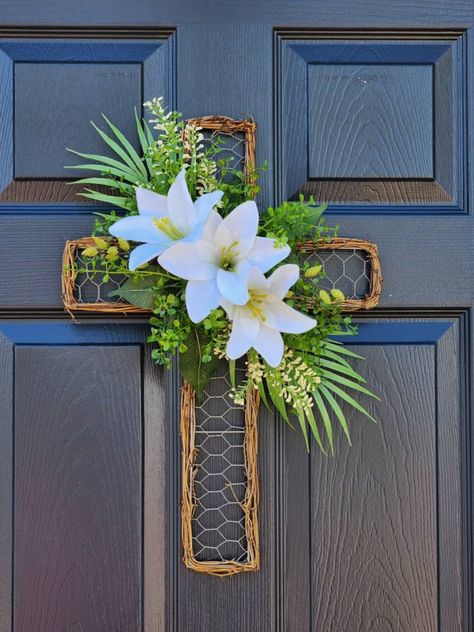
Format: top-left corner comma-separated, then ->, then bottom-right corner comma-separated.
0,2 -> 472,630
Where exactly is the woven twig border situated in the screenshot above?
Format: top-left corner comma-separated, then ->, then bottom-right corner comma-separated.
62,236 -> 148,315
296,237 -> 383,312
186,115 -> 256,182
180,381 -> 260,576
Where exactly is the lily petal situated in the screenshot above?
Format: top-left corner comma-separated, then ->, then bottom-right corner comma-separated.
194,190 -> 223,223
185,279 -> 221,323
268,264 -> 300,299
254,325 -> 284,367
220,298 -> 237,320
268,298 -> 316,334
159,241 -> 218,281
201,209 -> 222,242
227,312 -> 260,360
129,242 -> 170,271
215,200 -> 258,257
217,262 -> 251,305
166,168 -> 197,234
246,267 -> 270,292
109,216 -> 165,244
247,237 -> 290,273
135,187 -> 168,217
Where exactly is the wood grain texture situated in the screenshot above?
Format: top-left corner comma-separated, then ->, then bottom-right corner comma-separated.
298,179 -> 452,204
0,35 -> 174,204
0,180 -> 106,203
0,5 -> 471,632
177,23 -> 272,209
0,333 -> 13,631
0,50 -> 13,194
0,0 -> 471,26
15,62 -> 141,178
277,33 -> 464,211
308,64 -> 433,179
14,345 -> 142,631
143,354 -> 166,632
310,340 -> 462,631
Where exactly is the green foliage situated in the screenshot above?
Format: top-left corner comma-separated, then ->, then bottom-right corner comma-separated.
67,97 -> 380,452
179,327 -> 219,399
260,194 -> 331,246
108,276 -> 159,309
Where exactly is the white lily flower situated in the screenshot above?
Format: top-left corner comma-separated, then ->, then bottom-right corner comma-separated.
221,265 -> 316,367
108,168 -> 223,271
159,200 -> 290,322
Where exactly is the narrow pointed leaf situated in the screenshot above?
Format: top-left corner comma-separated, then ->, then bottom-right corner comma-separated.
319,347 -> 353,368
321,369 -> 379,399
264,369 -> 289,422
313,389 -> 333,453
144,122 -> 154,145
66,148 -> 143,180
296,409 -> 310,452
323,341 -> 365,360
102,114 -> 147,177
319,385 -> 352,445
319,358 -> 366,382
323,381 -> 377,423
78,190 -> 131,210
91,120 -> 145,177
69,176 -> 134,192
65,162 -> 141,184
256,378 -> 269,409
305,405 -> 325,453
134,109 -> 153,172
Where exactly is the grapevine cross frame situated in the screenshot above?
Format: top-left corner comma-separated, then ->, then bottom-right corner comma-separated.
62,115 -> 382,575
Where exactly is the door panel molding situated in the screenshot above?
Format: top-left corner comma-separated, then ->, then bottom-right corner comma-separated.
280,312 -> 471,631
0,322 -> 166,632
274,28 -> 469,214
0,27 -> 176,210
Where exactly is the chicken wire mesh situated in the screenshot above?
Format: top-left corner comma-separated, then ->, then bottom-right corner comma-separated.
200,129 -> 247,178
191,364 -> 249,563
72,248 -> 128,305
301,247 -> 372,300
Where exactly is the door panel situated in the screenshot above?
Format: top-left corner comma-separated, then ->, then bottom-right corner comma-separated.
277,32 -> 465,212
15,345 -> 142,631
0,34 -> 174,204
0,323 -> 166,631
309,322 -> 464,631
0,2 -> 472,631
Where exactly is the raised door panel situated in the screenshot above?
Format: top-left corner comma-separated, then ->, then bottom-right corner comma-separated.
0,32 -> 175,206
0,323 -> 165,632
283,319 -> 465,631
276,31 -> 467,213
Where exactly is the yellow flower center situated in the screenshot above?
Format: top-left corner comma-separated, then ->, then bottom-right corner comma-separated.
247,290 -> 268,322
153,216 -> 185,241
219,241 -> 240,271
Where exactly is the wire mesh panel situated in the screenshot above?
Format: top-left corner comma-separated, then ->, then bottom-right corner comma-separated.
297,238 -> 382,311
62,237 -> 147,314
186,115 -> 256,183
181,363 -> 260,576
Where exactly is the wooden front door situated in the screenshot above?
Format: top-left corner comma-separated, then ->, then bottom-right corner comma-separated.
0,1 -> 472,630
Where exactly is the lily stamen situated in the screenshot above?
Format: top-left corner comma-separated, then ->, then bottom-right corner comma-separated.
247,290 -> 269,322
220,240 -> 240,270
153,216 -> 185,241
